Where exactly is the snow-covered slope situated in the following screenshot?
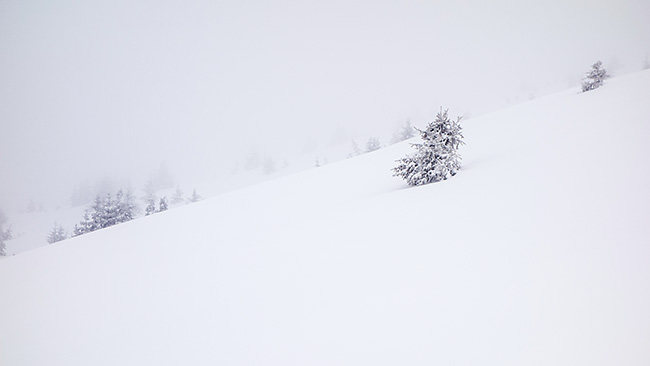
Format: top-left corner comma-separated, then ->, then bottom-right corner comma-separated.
3,135 -> 357,256
1,71 -> 650,365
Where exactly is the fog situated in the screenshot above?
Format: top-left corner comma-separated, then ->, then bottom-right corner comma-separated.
1,0 -> 649,212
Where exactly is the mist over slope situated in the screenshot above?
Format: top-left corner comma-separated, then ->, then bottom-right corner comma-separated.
1,71 -> 649,365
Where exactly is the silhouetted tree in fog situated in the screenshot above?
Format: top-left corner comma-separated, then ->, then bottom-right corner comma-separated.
171,186 -> 184,205
47,223 -> 67,244
365,137 -> 381,152
188,189 -> 202,203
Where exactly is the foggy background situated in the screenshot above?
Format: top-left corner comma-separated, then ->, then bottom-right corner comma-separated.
1,0 -> 649,212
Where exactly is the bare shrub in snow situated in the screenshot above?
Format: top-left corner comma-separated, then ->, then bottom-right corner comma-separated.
393,108 -> 464,186
581,61 -> 609,92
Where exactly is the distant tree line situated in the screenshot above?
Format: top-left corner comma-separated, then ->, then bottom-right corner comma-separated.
72,189 -> 137,237
51,184 -> 202,244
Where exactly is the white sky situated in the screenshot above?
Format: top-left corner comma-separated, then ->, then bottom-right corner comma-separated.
1,0 -> 649,211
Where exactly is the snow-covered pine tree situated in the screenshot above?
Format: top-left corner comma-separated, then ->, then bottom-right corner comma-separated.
145,197 -> 157,216
114,190 -> 124,223
393,108 -> 464,186
188,189 -> 201,203
117,189 -> 136,223
171,186 -> 184,205
102,193 -> 118,228
73,210 -> 95,237
72,188 -> 134,236
366,137 -> 381,152
348,139 -> 362,158
47,223 -> 67,244
72,224 -> 83,237
159,197 -> 168,212
142,179 -> 156,202
581,61 -> 609,92
400,120 -> 415,141
90,194 -> 105,229
3,227 -> 11,242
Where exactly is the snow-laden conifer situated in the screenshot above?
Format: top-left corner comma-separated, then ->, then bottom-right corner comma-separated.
102,193 -> 118,228
171,186 -> 184,205
365,137 -> 381,152
581,61 -> 609,92
188,189 -> 202,203
73,210 -> 95,237
159,197 -> 168,212
348,139 -> 362,158
114,189 -> 135,224
122,189 -> 137,222
89,194 -> 105,229
145,197 -> 157,216
47,223 -> 67,244
393,108 -> 464,186
72,188 -> 136,237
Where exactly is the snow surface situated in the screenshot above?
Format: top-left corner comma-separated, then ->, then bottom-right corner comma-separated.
1,71 -> 650,365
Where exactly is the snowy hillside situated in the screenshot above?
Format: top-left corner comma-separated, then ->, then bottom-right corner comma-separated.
2,135 -> 362,257
1,71 -> 650,365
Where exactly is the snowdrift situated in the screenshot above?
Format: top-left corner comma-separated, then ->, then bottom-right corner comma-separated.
1,71 -> 650,365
